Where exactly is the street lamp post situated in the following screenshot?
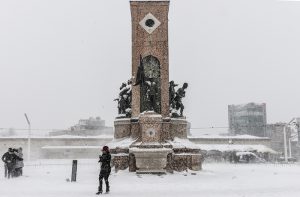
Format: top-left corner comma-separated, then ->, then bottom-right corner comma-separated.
283,125 -> 288,162
283,118 -> 298,162
24,113 -> 31,161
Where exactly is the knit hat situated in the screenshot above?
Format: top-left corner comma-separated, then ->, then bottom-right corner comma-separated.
102,146 -> 109,152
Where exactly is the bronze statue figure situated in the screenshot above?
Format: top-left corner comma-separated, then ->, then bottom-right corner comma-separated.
116,55 -> 162,115
136,55 -> 161,113
169,82 -> 188,117
174,82 -> 188,117
169,81 -> 178,110
145,79 -> 158,111
114,80 -> 132,117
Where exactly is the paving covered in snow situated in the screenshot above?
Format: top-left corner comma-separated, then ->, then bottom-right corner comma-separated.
0,160 -> 300,197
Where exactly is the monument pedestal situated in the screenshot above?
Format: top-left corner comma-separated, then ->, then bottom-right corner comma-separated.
114,118 -> 131,139
139,111 -> 163,143
130,147 -> 172,174
130,111 -> 172,174
110,111 -> 203,173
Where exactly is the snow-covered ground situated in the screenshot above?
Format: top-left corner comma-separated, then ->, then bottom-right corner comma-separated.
1,160 -> 300,197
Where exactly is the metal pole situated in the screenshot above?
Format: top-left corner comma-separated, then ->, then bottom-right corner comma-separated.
71,160 -> 78,182
283,125 -> 288,162
24,113 -> 31,161
288,138 -> 292,158
28,124 -> 31,161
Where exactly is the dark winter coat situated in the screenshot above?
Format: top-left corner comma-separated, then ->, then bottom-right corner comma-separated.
1,152 -> 9,163
99,152 -> 111,174
2,152 -> 16,170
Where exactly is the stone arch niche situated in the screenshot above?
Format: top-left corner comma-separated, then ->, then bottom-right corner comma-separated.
140,55 -> 161,114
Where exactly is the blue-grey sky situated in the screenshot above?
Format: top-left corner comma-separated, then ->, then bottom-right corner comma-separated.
0,0 -> 300,130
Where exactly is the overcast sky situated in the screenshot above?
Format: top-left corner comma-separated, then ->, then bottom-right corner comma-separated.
0,0 -> 300,130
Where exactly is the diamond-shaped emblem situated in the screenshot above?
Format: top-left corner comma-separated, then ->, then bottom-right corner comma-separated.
139,13 -> 161,34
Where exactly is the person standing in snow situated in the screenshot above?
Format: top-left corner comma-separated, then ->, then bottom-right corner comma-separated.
2,148 -> 16,178
2,148 -> 12,178
14,147 -> 24,177
96,146 -> 111,195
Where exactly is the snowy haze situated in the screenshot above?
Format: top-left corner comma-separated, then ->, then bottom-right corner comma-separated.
0,0 -> 300,130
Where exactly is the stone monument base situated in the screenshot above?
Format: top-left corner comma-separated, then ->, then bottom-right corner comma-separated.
109,112 -> 203,173
130,147 -> 172,174
110,144 -> 203,173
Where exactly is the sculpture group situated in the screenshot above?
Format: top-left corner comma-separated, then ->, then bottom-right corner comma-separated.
114,57 -> 188,118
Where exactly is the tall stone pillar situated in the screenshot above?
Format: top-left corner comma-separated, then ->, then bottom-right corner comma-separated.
130,0 -> 170,118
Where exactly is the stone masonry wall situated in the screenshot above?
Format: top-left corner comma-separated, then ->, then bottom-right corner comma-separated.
130,1 -> 170,118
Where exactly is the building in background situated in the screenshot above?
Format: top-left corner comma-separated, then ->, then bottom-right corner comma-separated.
228,103 -> 267,137
49,117 -> 113,136
0,128 -> 16,137
73,117 -> 105,130
266,121 -> 300,160
266,123 -> 291,154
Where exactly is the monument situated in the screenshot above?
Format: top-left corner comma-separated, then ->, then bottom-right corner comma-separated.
109,0 -> 202,173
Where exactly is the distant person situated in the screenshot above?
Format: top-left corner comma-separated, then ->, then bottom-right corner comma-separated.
2,148 -> 12,178
2,148 -> 16,178
233,152 -> 239,163
96,146 -> 111,195
14,147 -> 24,177
245,154 -> 250,163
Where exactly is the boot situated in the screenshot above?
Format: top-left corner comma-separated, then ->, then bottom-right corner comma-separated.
96,181 -> 103,195
96,186 -> 102,195
105,181 -> 110,193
